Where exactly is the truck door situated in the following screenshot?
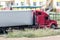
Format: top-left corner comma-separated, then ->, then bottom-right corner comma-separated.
45,16 -> 50,25
36,12 -> 45,26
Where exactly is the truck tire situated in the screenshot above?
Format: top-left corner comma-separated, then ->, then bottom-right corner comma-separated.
51,24 -> 56,29
0,29 -> 4,34
0,27 -> 9,34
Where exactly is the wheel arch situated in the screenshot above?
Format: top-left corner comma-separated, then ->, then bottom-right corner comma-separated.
50,23 -> 57,28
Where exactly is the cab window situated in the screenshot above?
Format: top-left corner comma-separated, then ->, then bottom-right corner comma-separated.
37,12 -> 41,15
45,17 -> 48,20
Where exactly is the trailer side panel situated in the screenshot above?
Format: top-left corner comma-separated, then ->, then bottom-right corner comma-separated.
0,10 -> 33,27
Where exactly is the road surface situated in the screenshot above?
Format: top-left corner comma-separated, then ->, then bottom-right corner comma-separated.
0,35 -> 60,40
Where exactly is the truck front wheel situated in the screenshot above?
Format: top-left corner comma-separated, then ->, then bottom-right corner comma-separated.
51,24 -> 56,29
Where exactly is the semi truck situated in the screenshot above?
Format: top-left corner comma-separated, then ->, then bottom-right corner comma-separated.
0,10 -> 57,33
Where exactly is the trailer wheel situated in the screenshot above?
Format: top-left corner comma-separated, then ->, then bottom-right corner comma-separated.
51,24 -> 56,29
0,27 -> 9,34
0,29 -> 4,34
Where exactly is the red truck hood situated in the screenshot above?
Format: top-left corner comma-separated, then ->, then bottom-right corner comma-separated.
50,20 -> 57,24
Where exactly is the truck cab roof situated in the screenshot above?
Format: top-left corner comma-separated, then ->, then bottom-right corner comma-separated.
33,10 -> 49,17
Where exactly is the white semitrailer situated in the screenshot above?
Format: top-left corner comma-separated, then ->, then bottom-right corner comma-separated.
0,10 -> 33,27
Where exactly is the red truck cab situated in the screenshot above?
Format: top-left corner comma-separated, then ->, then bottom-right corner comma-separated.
33,10 -> 57,28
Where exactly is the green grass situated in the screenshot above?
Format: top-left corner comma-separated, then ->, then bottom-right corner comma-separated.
6,29 -> 60,38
